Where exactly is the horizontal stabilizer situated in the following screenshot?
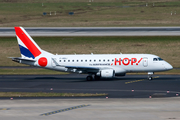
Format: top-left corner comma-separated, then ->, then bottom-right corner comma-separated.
9,57 -> 36,62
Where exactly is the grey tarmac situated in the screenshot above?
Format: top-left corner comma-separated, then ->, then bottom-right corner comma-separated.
0,74 -> 180,98
0,27 -> 180,36
0,74 -> 180,120
0,98 -> 180,120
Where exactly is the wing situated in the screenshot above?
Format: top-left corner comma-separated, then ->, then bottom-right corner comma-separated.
52,58 -> 101,73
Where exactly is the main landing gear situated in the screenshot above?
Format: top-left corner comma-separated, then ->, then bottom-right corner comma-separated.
86,75 -> 101,81
86,75 -> 93,81
148,72 -> 153,80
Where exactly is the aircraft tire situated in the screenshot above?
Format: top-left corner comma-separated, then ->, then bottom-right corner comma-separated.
86,76 -> 93,81
148,77 -> 153,81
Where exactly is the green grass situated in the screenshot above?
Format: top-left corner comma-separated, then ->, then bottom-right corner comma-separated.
0,68 -> 68,75
127,69 -> 180,75
1,68 -> 179,75
1,36 -> 180,67
0,0 -> 180,27
0,92 -> 107,97
155,69 -> 180,75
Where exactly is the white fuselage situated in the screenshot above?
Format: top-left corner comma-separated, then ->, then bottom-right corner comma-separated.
23,54 -> 172,75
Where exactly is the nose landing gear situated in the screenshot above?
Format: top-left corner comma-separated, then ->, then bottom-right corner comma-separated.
148,72 -> 154,80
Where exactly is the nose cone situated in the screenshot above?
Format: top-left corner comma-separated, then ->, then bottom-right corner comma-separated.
165,63 -> 173,70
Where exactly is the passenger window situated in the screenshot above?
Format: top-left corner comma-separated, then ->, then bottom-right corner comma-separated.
112,59 -> 114,62
103,59 -> 105,62
85,60 -> 87,62
72,60 -> 74,62
64,60 -> 66,62
59,60 -> 61,62
81,60 -> 83,62
108,59 -> 109,62
89,60 -> 91,62
94,60 -> 96,62
77,60 -> 78,62
99,59 -> 101,62
68,60 -> 70,62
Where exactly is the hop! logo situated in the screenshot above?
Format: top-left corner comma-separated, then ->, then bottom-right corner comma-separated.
111,58 -> 143,66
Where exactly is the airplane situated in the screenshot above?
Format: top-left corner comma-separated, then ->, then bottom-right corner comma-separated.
10,27 -> 173,81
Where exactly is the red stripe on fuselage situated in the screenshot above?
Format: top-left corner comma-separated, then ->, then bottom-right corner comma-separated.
15,27 -> 41,57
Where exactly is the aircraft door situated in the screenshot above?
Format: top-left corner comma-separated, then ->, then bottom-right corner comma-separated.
143,57 -> 148,67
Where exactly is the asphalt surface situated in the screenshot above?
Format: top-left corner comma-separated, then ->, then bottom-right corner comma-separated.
0,27 -> 180,36
1,98 -> 180,120
0,74 -> 180,98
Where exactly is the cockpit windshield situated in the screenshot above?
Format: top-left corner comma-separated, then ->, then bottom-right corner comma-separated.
158,57 -> 163,61
153,58 -> 158,61
153,57 -> 164,61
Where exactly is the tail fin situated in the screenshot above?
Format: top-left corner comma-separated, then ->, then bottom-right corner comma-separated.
14,27 -> 42,59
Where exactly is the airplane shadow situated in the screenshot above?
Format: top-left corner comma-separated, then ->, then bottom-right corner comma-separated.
22,74 -> 178,82
24,75 -> 146,82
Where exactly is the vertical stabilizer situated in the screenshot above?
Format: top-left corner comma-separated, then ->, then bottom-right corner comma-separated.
14,27 -> 42,59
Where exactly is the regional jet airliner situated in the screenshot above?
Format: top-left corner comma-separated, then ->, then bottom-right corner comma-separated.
10,27 -> 173,80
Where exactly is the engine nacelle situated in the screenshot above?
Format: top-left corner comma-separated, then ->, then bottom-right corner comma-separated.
100,69 -> 115,78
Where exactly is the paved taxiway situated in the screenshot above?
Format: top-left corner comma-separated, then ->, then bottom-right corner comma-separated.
0,74 -> 180,120
0,27 -> 180,36
0,98 -> 180,120
0,74 -> 180,98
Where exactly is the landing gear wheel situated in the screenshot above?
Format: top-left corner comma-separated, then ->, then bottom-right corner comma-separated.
147,72 -> 154,81
148,77 -> 153,81
86,76 -> 93,81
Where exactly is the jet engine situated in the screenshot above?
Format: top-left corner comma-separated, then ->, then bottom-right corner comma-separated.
100,69 -> 115,78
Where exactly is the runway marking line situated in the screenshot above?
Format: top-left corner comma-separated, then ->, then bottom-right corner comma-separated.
125,76 -> 159,84
41,104 -> 90,116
